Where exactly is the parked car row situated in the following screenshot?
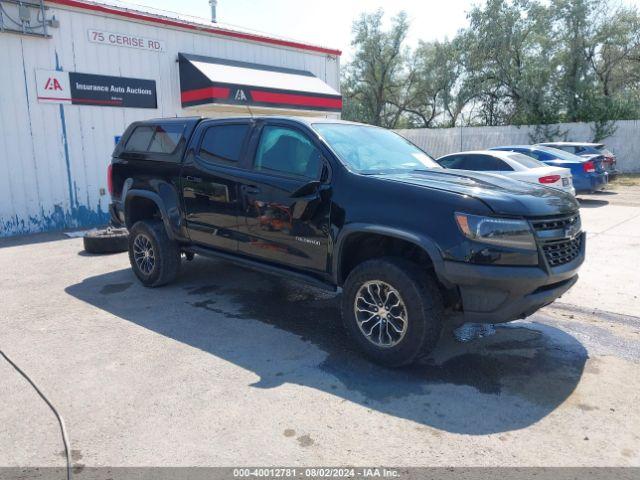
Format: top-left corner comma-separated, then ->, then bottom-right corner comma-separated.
435,142 -> 614,196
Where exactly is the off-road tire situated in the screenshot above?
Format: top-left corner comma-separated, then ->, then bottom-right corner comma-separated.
128,220 -> 180,287
83,227 -> 129,254
341,257 -> 444,367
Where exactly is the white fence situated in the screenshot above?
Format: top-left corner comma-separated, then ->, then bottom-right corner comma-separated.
397,120 -> 640,173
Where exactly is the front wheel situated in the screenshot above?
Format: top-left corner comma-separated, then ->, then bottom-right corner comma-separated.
128,220 -> 180,287
341,257 -> 444,367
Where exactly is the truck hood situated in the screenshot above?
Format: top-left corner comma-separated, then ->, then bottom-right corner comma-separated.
371,169 -> 579,216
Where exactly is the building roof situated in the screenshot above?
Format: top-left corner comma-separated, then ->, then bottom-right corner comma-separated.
46,0 -> 342,56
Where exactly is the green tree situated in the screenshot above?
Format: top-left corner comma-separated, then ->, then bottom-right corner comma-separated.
463,0 -> 557,125
403,38 -> 470,127
341,10 -> 410,128
342,1 -> 640,129
552,0 -> 601,122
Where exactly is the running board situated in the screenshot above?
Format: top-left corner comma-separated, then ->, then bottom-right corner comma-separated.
184,245 -> 339,293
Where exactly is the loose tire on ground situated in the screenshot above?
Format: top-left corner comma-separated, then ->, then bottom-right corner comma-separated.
83,227 -> 129,254
341,257 -> 444,367
128,220 -> 180,287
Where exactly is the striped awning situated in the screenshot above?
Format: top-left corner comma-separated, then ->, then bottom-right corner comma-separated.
178,53 -> 342,112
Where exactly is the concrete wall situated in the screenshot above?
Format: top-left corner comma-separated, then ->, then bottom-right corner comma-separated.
0,1 -> 340,237
397,120 -> 640,173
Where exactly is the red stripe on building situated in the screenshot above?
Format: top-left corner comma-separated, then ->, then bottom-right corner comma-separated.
181,86 -> 231,103
46,0 -> 342,56
37,96 -> 121,105
250,90 -> 342,109
37,96 -> 73,101
73,98 -> 122,105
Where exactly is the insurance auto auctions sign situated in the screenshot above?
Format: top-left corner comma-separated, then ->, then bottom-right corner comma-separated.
36,70 -> 157,109
88,29 -> 165,52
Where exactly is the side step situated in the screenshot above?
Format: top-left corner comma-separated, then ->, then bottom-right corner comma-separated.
183,245 -> 339,293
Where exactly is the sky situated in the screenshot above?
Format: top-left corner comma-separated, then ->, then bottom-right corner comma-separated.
124,0 -> 640,60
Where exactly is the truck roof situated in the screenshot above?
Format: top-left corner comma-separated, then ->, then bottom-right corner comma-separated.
136,116 -> 364,127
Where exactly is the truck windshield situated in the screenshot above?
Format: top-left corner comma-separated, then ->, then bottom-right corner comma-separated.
313,123 -> 441,173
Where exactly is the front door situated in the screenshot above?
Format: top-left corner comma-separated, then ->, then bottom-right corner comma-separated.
181,120 -> 251,251
237,123 -> 332,273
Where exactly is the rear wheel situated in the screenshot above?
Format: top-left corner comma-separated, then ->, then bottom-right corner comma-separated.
128,220 -> 180,287
341,257 -> 444,367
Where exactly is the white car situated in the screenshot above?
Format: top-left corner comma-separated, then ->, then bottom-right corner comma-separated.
436,150 -> 575,195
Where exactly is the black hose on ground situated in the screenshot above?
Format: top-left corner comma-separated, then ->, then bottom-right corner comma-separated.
0,350 -> 71,480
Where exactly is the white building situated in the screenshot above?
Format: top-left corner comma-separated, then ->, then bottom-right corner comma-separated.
0,0 -> 342,237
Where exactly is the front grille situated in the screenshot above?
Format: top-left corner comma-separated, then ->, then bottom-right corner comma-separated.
530,212 -> 582,267
530,213 -> 580,232
542,236 -> 582,267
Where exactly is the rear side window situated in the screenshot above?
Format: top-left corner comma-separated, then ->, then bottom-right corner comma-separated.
506,153 -> 545,168
438,155 -> 467,169
199,124 -> 249,164
125,124 -> 184,154
598,147 -> 613,156
464,154 -> 513,171
523,149 -> 555,161
125,126 -> 154,151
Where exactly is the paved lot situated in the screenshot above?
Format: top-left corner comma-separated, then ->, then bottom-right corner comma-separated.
1,186 -> 639,469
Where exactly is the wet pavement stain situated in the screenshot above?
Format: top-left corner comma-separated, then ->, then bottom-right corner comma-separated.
100,282 -> 132,295
214,275 -> 586,406
65,259 -> 589,434
296,434 -> 314,447
191,299 -> 245,319
185,285 -> 221,295
58,449 -> 83,461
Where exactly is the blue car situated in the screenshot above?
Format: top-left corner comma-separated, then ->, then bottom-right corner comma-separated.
490,145 -> 608,194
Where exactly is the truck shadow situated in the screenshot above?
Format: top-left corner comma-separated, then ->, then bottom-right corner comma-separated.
65,257 -> 587,435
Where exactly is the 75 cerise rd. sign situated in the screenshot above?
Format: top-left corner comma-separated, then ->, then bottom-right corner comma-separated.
88,29 -> 165,52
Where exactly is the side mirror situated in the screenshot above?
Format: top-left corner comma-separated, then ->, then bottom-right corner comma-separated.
290,180 -> 321,198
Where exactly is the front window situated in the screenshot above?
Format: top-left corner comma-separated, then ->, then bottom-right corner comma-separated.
312,123 -> 440,174
254,126 -> 322,179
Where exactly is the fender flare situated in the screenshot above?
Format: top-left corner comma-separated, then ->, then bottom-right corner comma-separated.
332,223 -> 450,287
124,189 -> 177,240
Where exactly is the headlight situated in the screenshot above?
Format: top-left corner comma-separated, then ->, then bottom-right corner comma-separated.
455,213 -> 536,250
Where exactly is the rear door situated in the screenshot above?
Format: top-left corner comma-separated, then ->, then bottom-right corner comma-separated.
236,120 -> 332,273
181,119 -> 252,251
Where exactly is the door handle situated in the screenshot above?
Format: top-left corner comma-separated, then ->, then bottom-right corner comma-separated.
241,185 -> 261,195
185,176 -> 202,183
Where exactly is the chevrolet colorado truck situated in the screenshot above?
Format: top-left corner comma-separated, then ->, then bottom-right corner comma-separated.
109,116 -> 585,366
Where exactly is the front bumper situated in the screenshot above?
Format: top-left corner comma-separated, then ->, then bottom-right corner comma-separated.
439,233 -> 585,323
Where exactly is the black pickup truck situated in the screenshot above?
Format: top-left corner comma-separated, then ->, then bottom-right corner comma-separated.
109,116 -> 585,366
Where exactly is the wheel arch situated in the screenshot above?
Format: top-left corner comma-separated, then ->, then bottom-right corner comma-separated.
333,224 -> 448,287
124,189 -> 177,240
